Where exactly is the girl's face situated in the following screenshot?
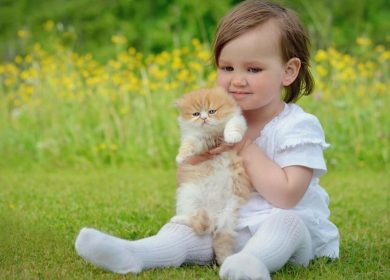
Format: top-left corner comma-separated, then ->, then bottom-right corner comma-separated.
217,19 -> 291,114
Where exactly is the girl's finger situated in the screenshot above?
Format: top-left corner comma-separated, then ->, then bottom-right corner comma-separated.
185,153 -> 213,165
209,143 -> 233,155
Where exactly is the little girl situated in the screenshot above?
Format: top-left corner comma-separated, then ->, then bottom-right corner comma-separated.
75,1 -> 339,279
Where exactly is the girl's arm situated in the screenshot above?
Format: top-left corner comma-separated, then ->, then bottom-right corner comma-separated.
240,143 -> 313,209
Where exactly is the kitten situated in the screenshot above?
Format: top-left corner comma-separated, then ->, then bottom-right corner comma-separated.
171,87 -> 251,265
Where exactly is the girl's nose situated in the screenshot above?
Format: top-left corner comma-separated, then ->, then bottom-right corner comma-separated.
232,75 -> 247,87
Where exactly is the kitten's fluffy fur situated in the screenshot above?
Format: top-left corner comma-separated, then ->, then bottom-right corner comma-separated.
172,87 -> 251,265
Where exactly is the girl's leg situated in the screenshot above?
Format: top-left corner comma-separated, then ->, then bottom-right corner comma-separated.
220,210 -> 312,280
75,222 -> 213,274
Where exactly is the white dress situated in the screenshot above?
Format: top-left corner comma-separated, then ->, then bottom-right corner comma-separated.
236,103 -> 340,259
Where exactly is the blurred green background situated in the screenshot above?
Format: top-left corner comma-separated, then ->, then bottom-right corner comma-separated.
0,0 -> 389,169
1,0 -> 389,62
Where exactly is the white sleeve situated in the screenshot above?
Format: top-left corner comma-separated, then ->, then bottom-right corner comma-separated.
274,113 -> 330,177
275,144 -> 327,177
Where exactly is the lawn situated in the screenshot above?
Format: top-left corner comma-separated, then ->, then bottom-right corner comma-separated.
0,166 -> 389,279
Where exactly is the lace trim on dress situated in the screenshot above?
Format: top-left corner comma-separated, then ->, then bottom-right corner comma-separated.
278,138 -> 330,152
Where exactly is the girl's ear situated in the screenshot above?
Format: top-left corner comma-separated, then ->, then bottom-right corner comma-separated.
282,57 -> 301,86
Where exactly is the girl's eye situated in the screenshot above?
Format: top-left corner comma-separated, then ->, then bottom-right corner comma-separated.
208,109 -> 217,115
192,112 -> 200,117
221,66 -> 234,72
248,67 -> 262,73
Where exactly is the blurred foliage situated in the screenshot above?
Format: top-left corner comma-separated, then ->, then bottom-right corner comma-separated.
0,0 -> 233,61
0,35 -> 388,168
0,0 -> 389,62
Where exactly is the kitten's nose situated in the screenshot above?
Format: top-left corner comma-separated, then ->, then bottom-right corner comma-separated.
200,112 -> 208,120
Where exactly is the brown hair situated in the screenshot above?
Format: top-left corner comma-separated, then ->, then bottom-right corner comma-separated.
213,0 -> 314,103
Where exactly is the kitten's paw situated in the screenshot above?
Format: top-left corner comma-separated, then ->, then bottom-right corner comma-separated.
176,155 -> 186,165
170,215 -> 191,226
224,130 -> 243,144
176,151 -> 194,164
191,209 -> 211,235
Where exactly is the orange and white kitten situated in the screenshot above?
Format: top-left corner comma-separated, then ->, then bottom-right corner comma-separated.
171,87 -> 251,265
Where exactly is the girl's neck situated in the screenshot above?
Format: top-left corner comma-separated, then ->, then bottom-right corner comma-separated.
243,101 -> 285,139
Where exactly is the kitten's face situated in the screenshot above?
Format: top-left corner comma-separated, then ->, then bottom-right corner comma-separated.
176,87 -> 238,128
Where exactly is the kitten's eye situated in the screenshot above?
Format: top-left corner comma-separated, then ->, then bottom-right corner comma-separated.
248,67 -> 262,73
192,112 -> 200,117
208,109 -> 217,115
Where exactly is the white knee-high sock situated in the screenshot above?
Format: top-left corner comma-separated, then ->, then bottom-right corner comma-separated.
220,210 -> 312,280
75,223 -> 213,274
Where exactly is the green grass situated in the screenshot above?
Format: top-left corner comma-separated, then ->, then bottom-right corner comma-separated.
1,166 -> 389,279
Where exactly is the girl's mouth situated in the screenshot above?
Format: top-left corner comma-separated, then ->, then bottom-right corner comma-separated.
230,91 -> 251,99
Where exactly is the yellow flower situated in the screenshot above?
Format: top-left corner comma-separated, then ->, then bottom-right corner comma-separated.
192,38 -> 200,47
315,50 -> 327,62
316,80 -> 325,91
177,69 -> 189,81
375,45 -> 385,53
14,56 -> 23,64
181,47 -> 190,54
120,107 -> 129,115
135,53 -> 143,61
379,51 -> 390,63
112,74 -> 123,85
315,65 -> 328,77
17,29 -> 30,38
331,60 -> 345,70
173,49 -> 181,57
87,77 -> 100,86
357,86 -> 365,97
189,62 -> 202,73
43,20 -> 55,32
196,50 -> 210,62
128,47 -> 137,55
356,37 -> 371,46
357,63 -> 371,78
374,82 -> 386,94
149,66 -> 167,80
111,34 -> 127,45
110,144 -> 118,151
207,71 -> 217,84
20,70 -> 30,80
339,67 -> 356,81
108,60 -> 121,69
5,77 -> 16,86
25,54 -> 33,63
172,57 -> 183,70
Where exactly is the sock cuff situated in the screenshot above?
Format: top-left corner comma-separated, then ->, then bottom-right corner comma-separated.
158,222 -> 194,236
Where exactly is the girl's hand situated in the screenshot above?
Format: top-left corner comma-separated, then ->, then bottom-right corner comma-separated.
181,153 -> 214,165
176,139 -> 251,186
209,139 -> 252,155
176,153 -> 214,185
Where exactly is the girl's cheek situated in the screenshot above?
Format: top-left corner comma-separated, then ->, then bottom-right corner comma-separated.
216,72 -> 229,90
